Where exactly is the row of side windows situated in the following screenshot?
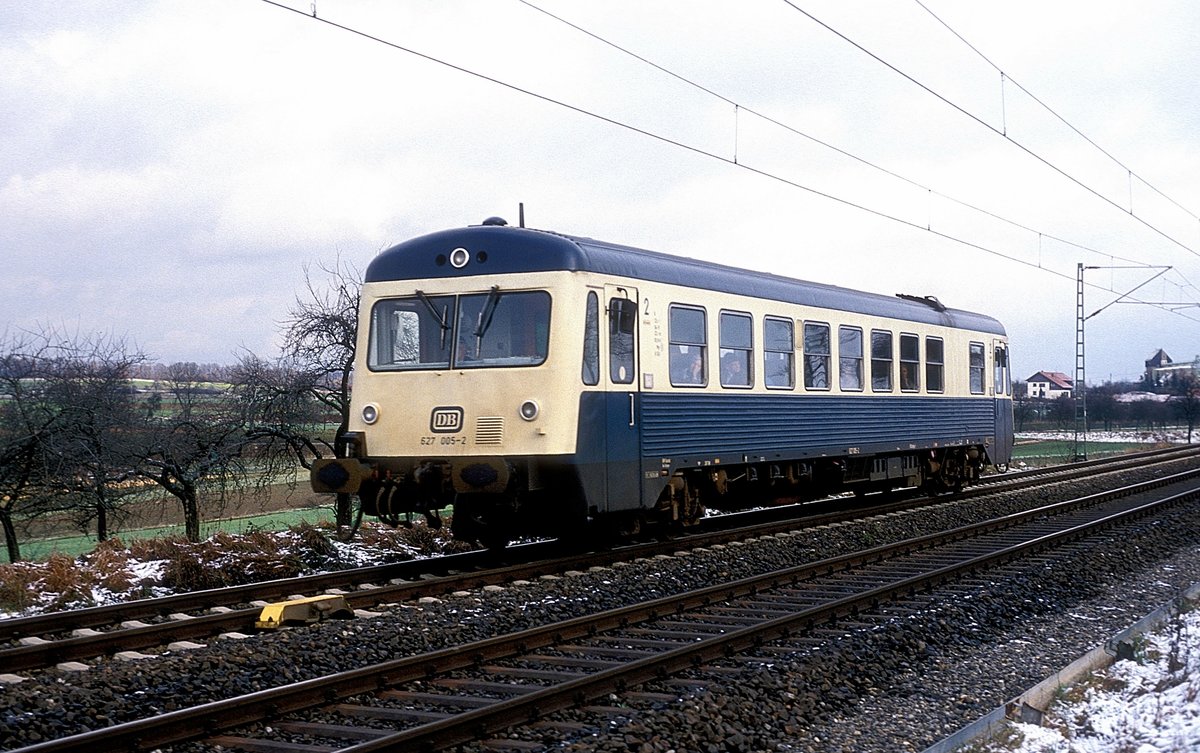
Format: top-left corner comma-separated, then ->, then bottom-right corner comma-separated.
666,304 -> 992,394
580,293 -> 1005,395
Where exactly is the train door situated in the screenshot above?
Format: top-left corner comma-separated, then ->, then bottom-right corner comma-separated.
604,286 -> 641,509
993,339 -> 1014,465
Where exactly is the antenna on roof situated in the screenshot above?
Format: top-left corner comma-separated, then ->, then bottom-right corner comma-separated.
519,202 -> 525,228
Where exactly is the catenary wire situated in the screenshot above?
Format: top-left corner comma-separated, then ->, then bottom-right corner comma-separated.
777,0 -> 1200,262
256,0 -> 1200,321
913,0 -> 1200,224
515,0 -> 1198,297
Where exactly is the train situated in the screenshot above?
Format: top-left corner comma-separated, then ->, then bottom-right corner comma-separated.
311,218 -> 1014,547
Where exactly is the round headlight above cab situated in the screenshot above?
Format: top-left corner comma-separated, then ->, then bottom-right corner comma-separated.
519,400 -> 540,421
449,247 -> 470,269
361,404 -> 379,424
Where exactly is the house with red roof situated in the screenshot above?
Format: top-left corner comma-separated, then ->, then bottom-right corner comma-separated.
1026,370 -> 1074,399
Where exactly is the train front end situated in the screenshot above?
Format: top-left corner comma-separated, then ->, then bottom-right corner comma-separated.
310,222 -> 589,547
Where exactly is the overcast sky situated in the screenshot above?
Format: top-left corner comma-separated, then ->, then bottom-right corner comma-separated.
3,1 -> 1198,383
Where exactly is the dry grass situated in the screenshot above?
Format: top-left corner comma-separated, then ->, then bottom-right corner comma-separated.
0,517 -> 472,614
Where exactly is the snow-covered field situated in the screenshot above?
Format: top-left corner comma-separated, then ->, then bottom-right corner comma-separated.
1017,429 -> 1194,444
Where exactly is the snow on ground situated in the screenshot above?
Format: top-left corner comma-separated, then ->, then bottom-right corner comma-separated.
1017,430 -> 1193,444
976,609 -> 1200,753
0,524 -> 459,619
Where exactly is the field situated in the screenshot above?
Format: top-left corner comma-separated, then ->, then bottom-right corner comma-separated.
12,475 -> 335,561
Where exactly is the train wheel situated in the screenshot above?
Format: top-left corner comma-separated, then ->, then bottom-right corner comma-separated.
656,475 -> 704,528
924,449 -> 966,494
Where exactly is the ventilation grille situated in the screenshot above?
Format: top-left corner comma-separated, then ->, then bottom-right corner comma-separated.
475,417 -> 504,445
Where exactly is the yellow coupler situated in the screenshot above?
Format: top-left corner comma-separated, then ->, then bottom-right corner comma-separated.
255,595 -> 354,629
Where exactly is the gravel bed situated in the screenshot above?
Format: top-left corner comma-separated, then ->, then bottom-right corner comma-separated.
1,457 -> 1198,752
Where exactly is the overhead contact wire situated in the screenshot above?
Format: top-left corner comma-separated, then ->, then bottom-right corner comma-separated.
779,0 -> 1200,260
256,0 -> 1199,321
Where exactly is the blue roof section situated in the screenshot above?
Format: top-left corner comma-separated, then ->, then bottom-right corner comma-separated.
365,224 -> 1006,335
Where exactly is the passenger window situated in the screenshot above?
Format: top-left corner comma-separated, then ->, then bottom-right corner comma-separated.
899,333 -> 920,392
719,311 -> 753,387
803,322 -> 831,390
925,337 -> 944,393
969,342 -> 985,394
764,317 -> 794,389
838,326 -> 864,391
871,329 -> 892,392
669,305 -> 707,387
608,297 -> 636,384
582,291 -> 599,386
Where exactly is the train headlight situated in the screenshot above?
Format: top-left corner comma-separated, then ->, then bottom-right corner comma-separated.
449,247 -> 470,269
519,400 -> 540,421
361,404 -> 379,425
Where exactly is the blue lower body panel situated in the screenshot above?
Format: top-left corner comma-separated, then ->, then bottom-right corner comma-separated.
640,392 -> 999,459
576,392 -> 1008,515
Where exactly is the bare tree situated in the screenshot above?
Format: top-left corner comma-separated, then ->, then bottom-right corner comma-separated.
0,334 -> 58,562
130,397 -> 262,543
163,361 -> 206,419
277,258 -> 361,528
1088,384 -> 1119,433
1171,365 -> 1200,443
0,328 -> 142,560
231,353 -> 330,461
37,333 -> 147,541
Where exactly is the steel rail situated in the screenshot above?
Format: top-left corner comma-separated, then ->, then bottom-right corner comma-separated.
344,481 -> 1200,752
10,468 -> 1200,753
4,446 -> 1198,672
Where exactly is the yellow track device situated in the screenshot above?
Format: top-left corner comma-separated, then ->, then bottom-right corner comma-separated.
255,595 -> 354,629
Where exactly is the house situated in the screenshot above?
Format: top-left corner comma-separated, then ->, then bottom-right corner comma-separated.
1026,371 -> 1074,399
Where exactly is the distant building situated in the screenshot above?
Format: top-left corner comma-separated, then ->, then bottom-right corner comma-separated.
1026,370 -> 1074,399
1145,349 -> 1198,386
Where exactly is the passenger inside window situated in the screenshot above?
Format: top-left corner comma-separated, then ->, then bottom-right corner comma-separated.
720,350 -> 749,387
671,346 -> 705,386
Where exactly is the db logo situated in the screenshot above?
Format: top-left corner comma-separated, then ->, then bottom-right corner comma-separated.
430,406 -> 464,433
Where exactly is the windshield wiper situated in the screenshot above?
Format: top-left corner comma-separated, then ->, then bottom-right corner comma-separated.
415,290 -> 450,349
474,286 -> 502,339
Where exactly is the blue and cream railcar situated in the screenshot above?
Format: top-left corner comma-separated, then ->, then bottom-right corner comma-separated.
311,219 -> 1014,546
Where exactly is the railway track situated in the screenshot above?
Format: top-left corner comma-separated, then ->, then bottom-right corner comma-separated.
8,464 -> 1200,752
2,445 -> 1197,676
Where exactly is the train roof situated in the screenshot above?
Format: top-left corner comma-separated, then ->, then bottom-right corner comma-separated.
366,222 -> 1006,335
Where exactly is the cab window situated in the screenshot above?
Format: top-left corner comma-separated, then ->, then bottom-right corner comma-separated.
582,291 -> 600,385
368,294 -> 454,370
454,290 -> 551,368
367,290 -> 551,371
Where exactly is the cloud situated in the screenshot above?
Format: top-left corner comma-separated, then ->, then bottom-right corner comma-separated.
0,0 -> 1197,378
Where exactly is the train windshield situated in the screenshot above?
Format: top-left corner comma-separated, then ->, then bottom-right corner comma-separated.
368,290 -> 550,371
